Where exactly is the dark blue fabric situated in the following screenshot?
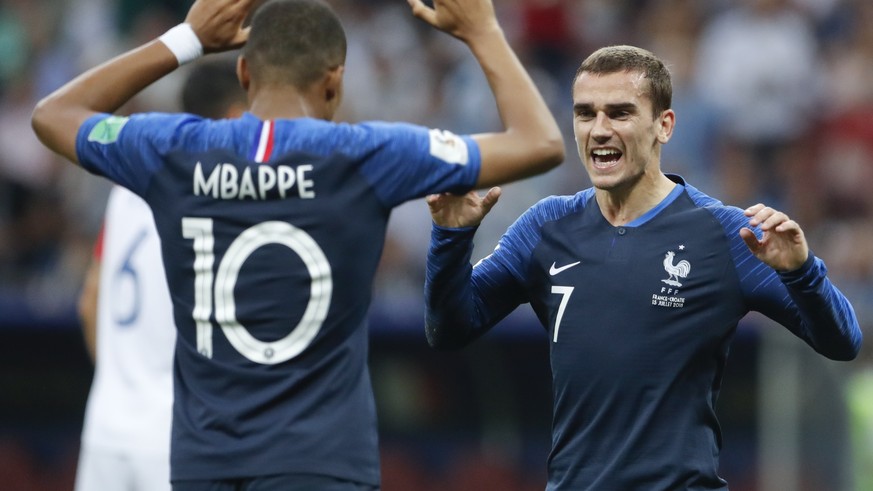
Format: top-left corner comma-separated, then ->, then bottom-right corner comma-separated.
173,473 -> 379,491
76,112 -> 481,484
425,174 -> 861,490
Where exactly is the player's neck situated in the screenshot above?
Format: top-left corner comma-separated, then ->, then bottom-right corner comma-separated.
248,87 -> 329,121
596,172 -> 676,226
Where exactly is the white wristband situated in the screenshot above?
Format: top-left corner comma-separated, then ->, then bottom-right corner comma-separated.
159,23 -> 203,65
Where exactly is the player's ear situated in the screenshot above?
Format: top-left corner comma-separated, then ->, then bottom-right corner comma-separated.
323,65 -> 344,104
656,109 -> 675,144
237,55 -> 250,92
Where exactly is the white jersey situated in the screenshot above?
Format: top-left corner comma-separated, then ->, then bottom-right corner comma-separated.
79,186 -> 176,456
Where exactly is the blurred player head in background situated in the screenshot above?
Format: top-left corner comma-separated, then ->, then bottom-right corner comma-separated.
181,56 -> 248,119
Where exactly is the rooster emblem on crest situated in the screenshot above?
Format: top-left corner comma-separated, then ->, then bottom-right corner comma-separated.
662,251 -> 690,287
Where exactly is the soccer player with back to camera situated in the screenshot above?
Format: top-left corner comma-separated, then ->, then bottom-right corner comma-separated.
423,45 -> 862,490
74,57 -> 246,491
32,0 -> 564,489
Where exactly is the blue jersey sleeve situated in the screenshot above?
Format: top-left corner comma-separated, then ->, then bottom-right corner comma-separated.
76,112 -> 197,197
713,204 -> 863,360
775,253 -> 862,359
424,199 -> 552,348
354,121 -> 481,207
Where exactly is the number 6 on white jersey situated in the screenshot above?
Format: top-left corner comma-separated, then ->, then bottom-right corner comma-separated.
182,218 -> 332,365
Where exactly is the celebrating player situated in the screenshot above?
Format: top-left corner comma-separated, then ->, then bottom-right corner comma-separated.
423,45 -> 862,490
32,0 -> 564,489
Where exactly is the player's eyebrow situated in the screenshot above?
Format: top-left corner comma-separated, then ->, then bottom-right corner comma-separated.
574,102 -> 638,114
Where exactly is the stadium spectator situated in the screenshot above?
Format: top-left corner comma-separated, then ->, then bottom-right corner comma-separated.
693,0 -> 822,207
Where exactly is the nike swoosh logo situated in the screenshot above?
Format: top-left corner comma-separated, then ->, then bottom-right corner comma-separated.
549,261 -> 581,276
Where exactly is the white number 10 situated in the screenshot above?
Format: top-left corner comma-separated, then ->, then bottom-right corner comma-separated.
182,218 -> 332,365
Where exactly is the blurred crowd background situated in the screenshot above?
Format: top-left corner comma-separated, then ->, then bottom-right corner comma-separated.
1,0 -> 872,489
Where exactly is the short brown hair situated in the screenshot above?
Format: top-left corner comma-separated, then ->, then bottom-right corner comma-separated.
574,45 -> 672,117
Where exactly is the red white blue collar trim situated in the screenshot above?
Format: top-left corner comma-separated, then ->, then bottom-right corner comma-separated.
251,119 -> 275,163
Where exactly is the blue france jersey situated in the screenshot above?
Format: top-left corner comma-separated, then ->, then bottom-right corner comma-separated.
425,175 -> 861,490
76,112 -> 481,484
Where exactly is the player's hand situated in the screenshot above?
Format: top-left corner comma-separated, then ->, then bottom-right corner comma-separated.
739,203 -> 809,272
407,0 -> 500,42
186,0 -> 254,53
427,187 -> 501,229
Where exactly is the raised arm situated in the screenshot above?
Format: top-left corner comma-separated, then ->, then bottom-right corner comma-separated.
31,0 -> 253,164
408,0 -> 564,187
424,188 -> 527,349
742,204 -> 862,360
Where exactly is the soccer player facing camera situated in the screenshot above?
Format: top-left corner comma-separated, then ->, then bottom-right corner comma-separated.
424,45 -> 862,490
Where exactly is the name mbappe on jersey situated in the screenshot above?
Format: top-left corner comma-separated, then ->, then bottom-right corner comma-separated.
193,161 -> 315,200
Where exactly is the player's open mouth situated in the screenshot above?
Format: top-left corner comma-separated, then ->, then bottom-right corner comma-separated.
591,148 -> 622,168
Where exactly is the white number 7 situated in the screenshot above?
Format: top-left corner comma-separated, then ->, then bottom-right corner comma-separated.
182,217 -> 332,365
551,286 -> 574,343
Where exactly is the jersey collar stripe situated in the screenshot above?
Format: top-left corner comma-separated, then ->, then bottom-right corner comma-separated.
248,121 -> 263,161
253,120 -> 275,163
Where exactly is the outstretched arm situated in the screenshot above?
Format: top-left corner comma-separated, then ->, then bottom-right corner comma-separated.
32,0 -> 253,164
408,0 -> 564,188
424,189 -> 527,349
742,204 -> 862,360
